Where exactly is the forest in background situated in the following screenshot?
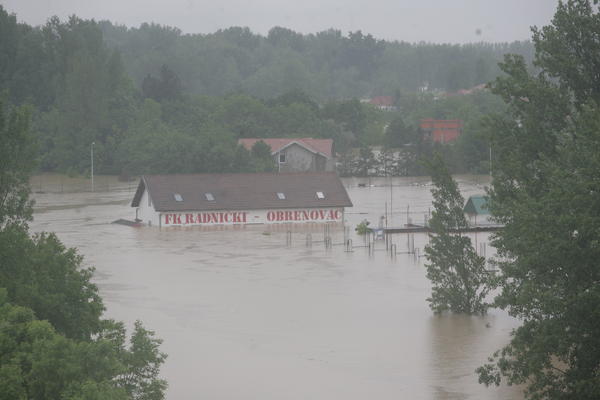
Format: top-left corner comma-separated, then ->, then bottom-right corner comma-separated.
98,22 -> 534,100
0,6 -> 528,176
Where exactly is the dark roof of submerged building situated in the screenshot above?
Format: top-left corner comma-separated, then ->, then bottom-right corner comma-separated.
131,172 -> 353,212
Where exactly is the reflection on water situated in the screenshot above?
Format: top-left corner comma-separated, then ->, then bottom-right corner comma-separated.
30,175 -> 522,400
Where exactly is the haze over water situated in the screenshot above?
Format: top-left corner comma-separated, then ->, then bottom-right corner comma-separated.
30,174 -> 522,400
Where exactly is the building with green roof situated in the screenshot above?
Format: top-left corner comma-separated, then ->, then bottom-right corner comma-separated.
463,195 -> 492,226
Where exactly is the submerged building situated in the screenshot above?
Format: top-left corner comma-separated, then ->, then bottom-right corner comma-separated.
131,172 -> 352,227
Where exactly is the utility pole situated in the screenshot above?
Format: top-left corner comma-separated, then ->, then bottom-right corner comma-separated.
489,145 -> 492,177
91,142 -> 95,192
390,174 -> 393,227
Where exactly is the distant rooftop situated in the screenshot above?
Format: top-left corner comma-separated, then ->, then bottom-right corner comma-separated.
238,138 -> 334,158
369,96 -> 395,107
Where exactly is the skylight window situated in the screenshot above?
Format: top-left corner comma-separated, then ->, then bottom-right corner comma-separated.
174,193 -> 183,202
205,192 -> 215,201
277,192 -> 286,200
316,191 -> 325,199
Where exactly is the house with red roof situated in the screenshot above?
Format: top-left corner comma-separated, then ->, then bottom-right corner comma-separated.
238,138 -> 336,172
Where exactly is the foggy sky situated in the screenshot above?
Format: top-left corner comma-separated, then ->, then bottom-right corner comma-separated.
2,0 -> 559,43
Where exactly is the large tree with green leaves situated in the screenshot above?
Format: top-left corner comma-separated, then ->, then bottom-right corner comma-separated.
424,154 -> 493,314
477,1 -> 600,398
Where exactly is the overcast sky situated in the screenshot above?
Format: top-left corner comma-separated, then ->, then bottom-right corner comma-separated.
2,0 -> 559,43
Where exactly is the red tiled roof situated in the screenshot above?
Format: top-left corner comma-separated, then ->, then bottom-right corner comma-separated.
238,138 -> 333,158
420,119 -> 463,130
131,172 -> 352,211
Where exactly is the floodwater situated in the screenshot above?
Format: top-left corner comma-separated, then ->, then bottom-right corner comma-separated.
30,174 -> 523,400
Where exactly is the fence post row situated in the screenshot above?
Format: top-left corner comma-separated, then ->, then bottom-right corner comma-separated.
345,238 -> 353,252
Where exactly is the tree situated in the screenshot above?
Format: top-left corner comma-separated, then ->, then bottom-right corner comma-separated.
477,1 -> 600,398
321,98 -> 367,138
0,291 -> 128,400
142,64 -> 182,102
384,116 -> 417,148
0,290 -> 167,400
114,321 -> 168,400
0,70 -> 168,399
0,102 -> 35,228
0,226 -> 104,340
250,140 -> 276,172
354,145 -> 376,177
424,154 -> 493,314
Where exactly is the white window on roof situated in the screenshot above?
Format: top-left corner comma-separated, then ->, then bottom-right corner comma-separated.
279,152 -> 286,163
316,191 -> 325,199
174,193 -> 183,202
277,192 -> 286,200
205,192 -> 215,201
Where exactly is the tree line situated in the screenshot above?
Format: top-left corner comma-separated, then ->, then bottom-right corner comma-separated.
1,6 -> 519,177
98,22 -> 534,101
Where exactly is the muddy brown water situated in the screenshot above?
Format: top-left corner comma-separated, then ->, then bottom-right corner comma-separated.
30,174 -> 523,400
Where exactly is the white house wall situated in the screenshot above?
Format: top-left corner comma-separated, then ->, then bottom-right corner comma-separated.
136,188 -> 160,227
276,143 -> 317,172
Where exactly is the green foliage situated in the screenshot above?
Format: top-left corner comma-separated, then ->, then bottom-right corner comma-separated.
0,102 -> 35,228
250,140 -> 276,172
354,145 -> 377,177
355,220 -> 370,235
0,293 -> 167,400
424,154 -> 493,314
321,98 -> 368,138
384,116 -> 417,147
0,69 -> 168,399
142,64 -> 182,102
0,225 -> 104,340
23,15 -> 138,173
0,6 -> 519,176
97,20 -> 535,100
115,321 -> 168,400
476,2 -> 600,398
0,295 -> 124,400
